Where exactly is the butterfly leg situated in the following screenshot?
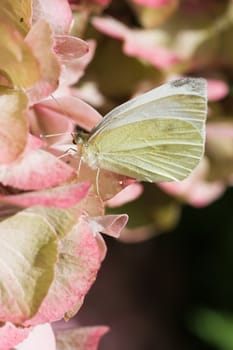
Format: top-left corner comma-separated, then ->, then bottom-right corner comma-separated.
57,147 -> 77,159
96,168 -> 101,199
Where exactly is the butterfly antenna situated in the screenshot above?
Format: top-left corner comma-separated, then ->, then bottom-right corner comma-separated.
40,93 -> 78,140
40,132 -> 74,139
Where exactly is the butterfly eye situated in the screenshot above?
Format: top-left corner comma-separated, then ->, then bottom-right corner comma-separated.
72,130 -> 89,145
72,132 -> 83,145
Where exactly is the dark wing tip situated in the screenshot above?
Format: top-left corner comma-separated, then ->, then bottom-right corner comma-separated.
171,77 -> 207,96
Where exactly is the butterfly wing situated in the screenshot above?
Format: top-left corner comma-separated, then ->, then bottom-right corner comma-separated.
90,78 -> 207,139
84,78 -> 207,182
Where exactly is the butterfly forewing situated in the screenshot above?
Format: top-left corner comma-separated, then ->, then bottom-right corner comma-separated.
89,78 -> 207,140
83,78 -> 207,182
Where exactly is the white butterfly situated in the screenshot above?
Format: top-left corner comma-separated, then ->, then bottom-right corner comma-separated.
74,78 -> 207,182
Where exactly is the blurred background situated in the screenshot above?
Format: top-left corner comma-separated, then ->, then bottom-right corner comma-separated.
69,0 -> 233,349
79,189 -> 233,350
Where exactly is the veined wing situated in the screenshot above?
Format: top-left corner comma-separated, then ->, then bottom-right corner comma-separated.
85,118 -> 204,182
89,78 -> 207,141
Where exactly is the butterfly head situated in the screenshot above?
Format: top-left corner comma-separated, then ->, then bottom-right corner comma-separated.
72,128 -> 90,158
72,128 -> 89,145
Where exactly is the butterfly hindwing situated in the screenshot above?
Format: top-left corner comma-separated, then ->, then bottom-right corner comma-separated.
85,118 -> 203,182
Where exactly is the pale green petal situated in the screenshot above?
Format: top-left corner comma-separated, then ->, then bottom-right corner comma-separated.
0,209 -> 58,324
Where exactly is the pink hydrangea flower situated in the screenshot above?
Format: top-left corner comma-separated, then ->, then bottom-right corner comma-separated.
92,16 -> 181,69
207,79 -> 229,101
158,158 -> 225,207
132,0 -> 174,7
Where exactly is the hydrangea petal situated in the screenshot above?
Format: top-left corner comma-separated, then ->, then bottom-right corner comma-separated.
207,78 -> 229,101
60,40 -> 96,87
31,102 -> 74,145
77,162 -> 132,201
92,16 -> 180,68
158,159 -> 225,207
0,20 -> 39,87
132,0 -> 174,6
0,323 -> 31,350
0,182 -> 91,209
0,88 -> 28,164
32,0 -> 73,34
25,20 -> 61,104
55,326 -> 109,350
25,218 -> 104,325
92,16 -> 129,40
38,96 -> 102,131
54,35 -> 89,63
0,208 -> 58,324
0,0 -> 31,35
0,149 -> 76,190
86,214 -> 128,238
16,324 -> 56,350
107,182 -> 143,207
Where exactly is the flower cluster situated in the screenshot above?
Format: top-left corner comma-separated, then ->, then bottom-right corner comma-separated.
0,0 -> 232,348
0,0 -> 126,348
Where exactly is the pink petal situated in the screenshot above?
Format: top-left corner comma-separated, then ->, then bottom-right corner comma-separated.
207,79 -> 229,101
55,326 -> 109,350
93,17 -> 180,68
11,133 -> 44,159
31,102 -> 74,144
25,219 -> 104,325
60,40 -> 96,86
26,134 -> 44,151
207,122 -> 233,138
92,16 -> 129,40
107,182 -> 143,207
38,96 -> 102,131
95,232 -> 107,261
160,180 -> 224,207
124,39 -> 180,68
0,20 -> 40,88
0,149 -> 75,190
158,159 -> 225,207
77,163 -> 132,201
25,20 -> 61,104
69,0 -> 111,5
71,81 -> 105,108
71,180 -> 105,217
16,324 -> 56,350
0,208 -> 59,324
0,89 -> 28,165
132,0 -> 173,6
32,0 -> 72,34
86,214 -> 129,238
0,323 -> 31,350
93,0 -> 111,4
54,35 -> 89,63
0,1 -> 31,35
0,182 -> 91,208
